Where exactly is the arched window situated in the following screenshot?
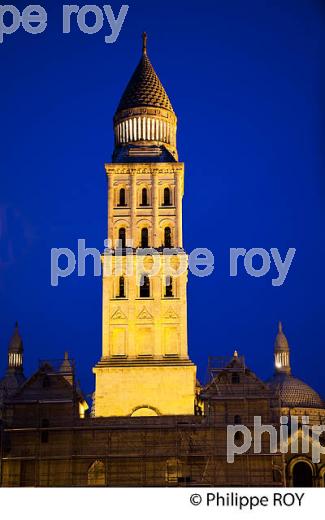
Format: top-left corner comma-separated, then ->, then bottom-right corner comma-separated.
165,277 -> 173,297
140,274 -> 150,298
232,372 -> 240,384
163,187 -> 171,206
118,276 -> 125,298
118,228 -> 126,249
164,227 -> 172,248
131,406 -> 159,417
118,188 -> 126,206
234,415 -> 241,424
88,460 -> 106,486
292,462 -> 313,487
141,188 -> 148,206
141,228 -> 149,248
9,352 -> 22,367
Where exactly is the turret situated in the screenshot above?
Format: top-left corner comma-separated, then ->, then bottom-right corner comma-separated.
7,322 -> 24,374
0,322 -> 26,400
274,321 -> 291,374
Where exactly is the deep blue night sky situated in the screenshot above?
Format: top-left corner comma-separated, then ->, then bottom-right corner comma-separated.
1,1 -> 324,401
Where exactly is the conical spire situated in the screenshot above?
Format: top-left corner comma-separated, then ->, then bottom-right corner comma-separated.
115,33 -> 174,113
274,321 -> 291,374
60,351 -> 73,373
7,322 -> 24,372
113,34 -> 178,162
8,322 -> 23,353
60,352 -> 74,385
275,321 -> 289,351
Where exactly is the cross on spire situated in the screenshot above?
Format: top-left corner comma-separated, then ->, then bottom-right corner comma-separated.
142,32 -> 147,55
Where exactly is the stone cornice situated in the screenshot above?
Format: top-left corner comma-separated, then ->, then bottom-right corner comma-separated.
105,163 -> 184,176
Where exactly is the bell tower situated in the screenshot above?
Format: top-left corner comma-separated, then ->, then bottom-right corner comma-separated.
93,34 -> 196,417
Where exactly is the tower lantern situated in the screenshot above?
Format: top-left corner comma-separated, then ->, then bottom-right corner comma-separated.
7,322 -> 24,372
274,321 -> 291,374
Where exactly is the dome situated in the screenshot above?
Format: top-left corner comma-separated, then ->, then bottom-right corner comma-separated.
268,373 -> 324,409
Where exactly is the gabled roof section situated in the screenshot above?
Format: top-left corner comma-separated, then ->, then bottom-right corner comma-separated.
201,354 -> 270,399
7,360 -> 87,407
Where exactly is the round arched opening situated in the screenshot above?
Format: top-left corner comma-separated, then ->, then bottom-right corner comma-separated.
131,406 -> 159,417
292,462 -> 313,487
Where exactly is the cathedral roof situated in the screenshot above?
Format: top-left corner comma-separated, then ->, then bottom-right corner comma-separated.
268,373 -> 324,409
116,33 -> 174,114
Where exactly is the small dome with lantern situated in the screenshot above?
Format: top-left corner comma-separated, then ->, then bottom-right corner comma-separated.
268,322 -> 323,409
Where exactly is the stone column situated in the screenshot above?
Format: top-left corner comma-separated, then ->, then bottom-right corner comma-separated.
176,169 -> 183,248
131,171 -> 137,248
107,170 -> 114,245
153,170 -> 159,248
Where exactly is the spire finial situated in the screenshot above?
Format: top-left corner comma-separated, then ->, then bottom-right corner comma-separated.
233,350 -> 238,358
278,321 -> 283,333
142,32 -> 147,55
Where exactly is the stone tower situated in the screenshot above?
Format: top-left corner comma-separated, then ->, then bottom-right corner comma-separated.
93,34 -> 196,417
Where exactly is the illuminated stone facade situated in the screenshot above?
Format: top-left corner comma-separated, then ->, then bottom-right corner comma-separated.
93,35 -> 196,417
1,36 -> 324,488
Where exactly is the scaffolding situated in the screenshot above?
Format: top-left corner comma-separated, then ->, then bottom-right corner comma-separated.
0,357 -> 284,487
0,418 -> 284,487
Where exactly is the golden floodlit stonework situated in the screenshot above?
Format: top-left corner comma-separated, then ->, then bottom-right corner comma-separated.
92,35 -> 196,416
1,34 -> 324,488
